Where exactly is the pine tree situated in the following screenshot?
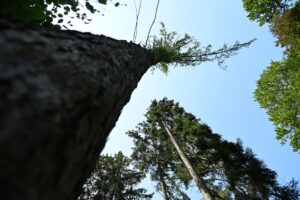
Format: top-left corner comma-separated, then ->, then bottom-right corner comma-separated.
129,98 -> 300,199
78,152 -> 153,200
273,179 -> 300,200
127,121 -> 190,200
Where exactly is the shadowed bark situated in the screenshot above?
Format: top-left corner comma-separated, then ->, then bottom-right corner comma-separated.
0,19 -> 156,200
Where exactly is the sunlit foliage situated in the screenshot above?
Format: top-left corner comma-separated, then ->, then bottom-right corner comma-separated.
147,23 -> 255,73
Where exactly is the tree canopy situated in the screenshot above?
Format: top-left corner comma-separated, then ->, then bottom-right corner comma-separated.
242,0 -> 294,25
128,98 -> 300,199
243,0 -> 300,151
270,2 -> 300,51
79,152 -> 153,200
254,53 -> 300,151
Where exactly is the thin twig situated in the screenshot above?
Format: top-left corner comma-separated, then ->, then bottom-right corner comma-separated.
133,0 -> 138,13
133,0 -> 138,42
133,0 -> 143,42
145,0 -> 160,47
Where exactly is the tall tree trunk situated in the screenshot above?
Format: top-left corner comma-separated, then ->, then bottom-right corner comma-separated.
161,121 -> 213,200
0,18 -> 156,200
158,169 -> 169,200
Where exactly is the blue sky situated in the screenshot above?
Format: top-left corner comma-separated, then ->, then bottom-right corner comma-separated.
71,0 -> 300,199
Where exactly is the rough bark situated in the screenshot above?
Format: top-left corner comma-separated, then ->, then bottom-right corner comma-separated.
161,121 -> 213,200
0,18 -> 156,200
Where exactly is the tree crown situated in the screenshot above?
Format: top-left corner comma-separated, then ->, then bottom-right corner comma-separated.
79,152 -> 153,200
147,23 -> 255,73
242,0 -> 294,25
131,98 -> 300,199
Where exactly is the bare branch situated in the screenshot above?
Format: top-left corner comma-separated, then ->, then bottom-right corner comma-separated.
133,0 -> 143,42
145,0 -> 160,46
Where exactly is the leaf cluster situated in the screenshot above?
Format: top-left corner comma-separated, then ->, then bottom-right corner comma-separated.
242,0 -> 294,26
243,0 -> 300,151
147,23 -> 255,73
254,52 -> 300,151
0,0 -> 121,28
270,2 -> 300,52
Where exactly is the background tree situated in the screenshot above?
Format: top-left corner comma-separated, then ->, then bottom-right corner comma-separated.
78,151 -> 153,200
273,179 -> 300,200
242,0 -> 299,51
127,121 -> 190,200
242,0 -> 294,25
254,53 -> 300,151
243,0 -> 300,151
146,98 -> 213,200
270,2 -> 300,51
131,98 -> 300,199
147,99 -> 278,199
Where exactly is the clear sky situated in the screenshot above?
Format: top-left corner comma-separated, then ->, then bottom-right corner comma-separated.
71,0 -> 300,199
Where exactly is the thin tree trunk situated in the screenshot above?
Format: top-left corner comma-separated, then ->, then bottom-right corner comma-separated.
153,136 -> 169,200
0,18 -> 157,200
161,120 -> 213,200
158,169 -> 169,200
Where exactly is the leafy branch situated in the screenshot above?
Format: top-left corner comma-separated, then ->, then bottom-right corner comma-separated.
147,22 -> 256,73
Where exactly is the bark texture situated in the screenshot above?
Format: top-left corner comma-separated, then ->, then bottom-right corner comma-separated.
0,19 -> 156,200
162,121 -> 213,200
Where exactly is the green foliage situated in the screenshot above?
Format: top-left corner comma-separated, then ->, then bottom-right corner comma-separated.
242,0 -> 293,25
0,0 -> 120,27
78,152 -> 153,200
147,23 -> 255,73
147,99 -> 279,199
254,52 -> 300,151
270,2 -> 300,51
135,98 -> 300,199
243,0 -> 300,151
127,121 -> 190,200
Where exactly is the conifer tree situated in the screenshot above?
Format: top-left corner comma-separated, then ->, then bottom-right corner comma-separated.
79,152 -> 153,200
129,98 -> 300,199
128,122 -> 190,200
